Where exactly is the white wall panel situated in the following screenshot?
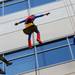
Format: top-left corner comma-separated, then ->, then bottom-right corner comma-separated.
0,10 -> 28,35
70,0 -> 75,4
0,30 -> 28,53
39,18 -> 74,42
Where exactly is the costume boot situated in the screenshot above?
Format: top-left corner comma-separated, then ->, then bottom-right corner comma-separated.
28,40 -> 32,48
37,33 -> 43,44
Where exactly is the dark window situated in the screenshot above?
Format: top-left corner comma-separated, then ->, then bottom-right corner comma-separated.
6,55 -> 35,75
4,0 -> 28,15
30,0 -> 56,8
0,7 -> 2,16
0,0 -> 28,16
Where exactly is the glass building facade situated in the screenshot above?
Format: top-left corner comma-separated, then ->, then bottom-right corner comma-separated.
0,0 -> 75,75
0,36 -> 75,75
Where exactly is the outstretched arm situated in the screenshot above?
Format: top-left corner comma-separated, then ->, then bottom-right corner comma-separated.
35,12 -> 50,18
15,19 -> 26,26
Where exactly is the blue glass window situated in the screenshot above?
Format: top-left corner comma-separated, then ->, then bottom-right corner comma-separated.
71,45 -> 75,59
4,0 -> 28,15
0,7 -> 2,16
37,38 -> 68,52
6,55 -> 35,75
30,0 -> 56,8
68,37 -> 73,44
38,46 -> 72,67
67,37 -> 75,58
5,48 -> 34,60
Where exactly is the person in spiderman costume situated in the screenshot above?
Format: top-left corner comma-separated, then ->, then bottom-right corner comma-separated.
15,12 -> 50,48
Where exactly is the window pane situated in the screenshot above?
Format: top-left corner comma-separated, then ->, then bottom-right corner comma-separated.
6,55 -> 35,75
0,7 -> 2,16
68,37 -> 73,44
4,0 -> 28,15
37,38 -> 68,52
37,53 -> 46,67
71,45 -> 75,59
67,37 -> 75,59
38,46 -> 72,67
30,0 -> 56,8
5,48 -> 34,61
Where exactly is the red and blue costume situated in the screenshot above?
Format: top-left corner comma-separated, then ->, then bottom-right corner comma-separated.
15,13 -> 50,48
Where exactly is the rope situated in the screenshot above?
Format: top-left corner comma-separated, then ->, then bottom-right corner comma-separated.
27,0 -> 31,16
33,34 -> 40,75
63,0 -> 74,59
27,0 -> 40,75
68,0 -> 75,43
67,37 -> 74,59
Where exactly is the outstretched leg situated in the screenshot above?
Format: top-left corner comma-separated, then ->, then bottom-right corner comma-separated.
28,34 -> 32,48
0,54 -> 12,66
34,25 -> 43,44
0,68 -> 5,74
